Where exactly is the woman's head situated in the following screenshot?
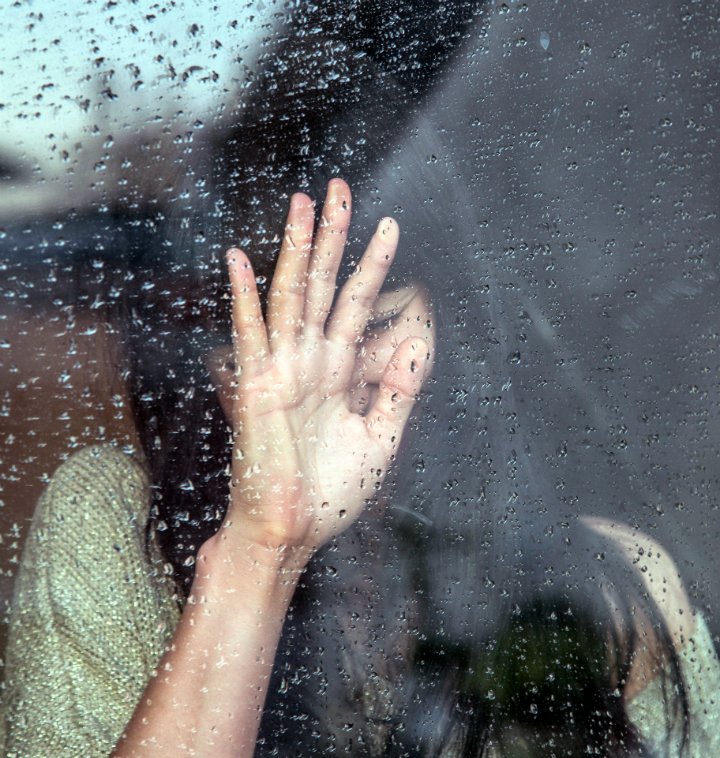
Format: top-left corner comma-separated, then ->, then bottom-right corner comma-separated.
427,596 -> 642,757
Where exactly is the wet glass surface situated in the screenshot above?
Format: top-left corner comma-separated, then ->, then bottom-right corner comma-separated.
2,2 -> 719,755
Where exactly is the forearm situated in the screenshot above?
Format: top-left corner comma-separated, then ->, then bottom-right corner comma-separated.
112,536 -> 308,757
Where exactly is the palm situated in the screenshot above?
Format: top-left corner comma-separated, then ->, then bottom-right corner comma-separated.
223,180 -> 427,553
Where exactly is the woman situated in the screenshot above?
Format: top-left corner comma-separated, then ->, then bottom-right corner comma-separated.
1,179 -> 435,755
4,177 -> 720,757
111,179 -> 432,754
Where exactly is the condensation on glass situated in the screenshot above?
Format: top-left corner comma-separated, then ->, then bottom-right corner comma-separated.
1,1 -> 719,756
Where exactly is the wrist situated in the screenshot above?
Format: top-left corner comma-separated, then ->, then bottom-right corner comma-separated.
207,516 -> 317,569
187,537 -> 305,616
192,529 -> 313,601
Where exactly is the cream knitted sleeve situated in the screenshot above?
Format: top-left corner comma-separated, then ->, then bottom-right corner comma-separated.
1,444 -> 180,758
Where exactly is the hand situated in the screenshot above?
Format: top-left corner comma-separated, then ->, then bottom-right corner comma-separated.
212,179 -> 430,562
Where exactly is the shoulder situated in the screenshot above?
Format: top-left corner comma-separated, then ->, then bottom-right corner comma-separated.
32,444 -> 151,540
4,446 -> 179,756
41,443 -> 149,511
12,442 -> 179,641
628,612 -> 720,753
17,444 -> 155,613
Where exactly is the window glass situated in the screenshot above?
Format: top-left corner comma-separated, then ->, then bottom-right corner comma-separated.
2,2 -> 719,755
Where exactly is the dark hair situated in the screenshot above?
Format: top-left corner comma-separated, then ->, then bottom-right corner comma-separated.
404,542 -> 691,757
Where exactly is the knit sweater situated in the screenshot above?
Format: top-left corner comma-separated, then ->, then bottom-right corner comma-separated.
1,445 -> 180,757
1,444 -> 719,756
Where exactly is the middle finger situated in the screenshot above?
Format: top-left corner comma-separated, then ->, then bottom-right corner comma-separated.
303,178 -> 352,335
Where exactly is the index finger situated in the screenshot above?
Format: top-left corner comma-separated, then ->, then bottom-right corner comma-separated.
326,217 -> 399,347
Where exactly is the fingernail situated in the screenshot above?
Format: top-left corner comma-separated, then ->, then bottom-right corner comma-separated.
227,247 -> 246,267
377,217 -> 399,240
328,179 -> 350,209
290,193 -> 306,211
